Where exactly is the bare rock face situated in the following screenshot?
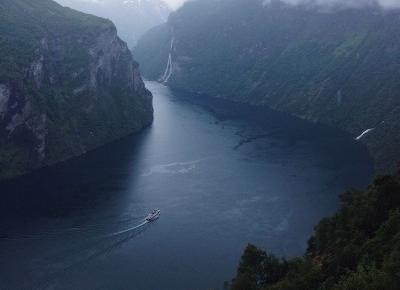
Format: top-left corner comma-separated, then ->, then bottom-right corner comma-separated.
0,0 -> 153,179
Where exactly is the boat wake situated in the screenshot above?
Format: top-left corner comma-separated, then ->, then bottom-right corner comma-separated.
34,218 -> 153,289
141,160 -> 201,177
108,219 -> 149,237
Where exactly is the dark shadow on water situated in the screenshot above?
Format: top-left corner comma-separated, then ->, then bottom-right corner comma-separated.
0,127 -> 153,222
171,87 -> 374,178
35,220 -> 153,290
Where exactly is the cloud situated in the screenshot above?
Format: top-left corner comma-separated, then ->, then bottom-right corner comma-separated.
165,0 -> 186,9
262,0 -> 400,9
376,0 -> 400,8
64,0 -> 186,10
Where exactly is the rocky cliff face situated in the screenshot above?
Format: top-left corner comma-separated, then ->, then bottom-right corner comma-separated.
135,0 -> 400,173
0,0 -> 153,179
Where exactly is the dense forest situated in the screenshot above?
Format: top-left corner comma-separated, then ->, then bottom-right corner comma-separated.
226,169 -> 400,290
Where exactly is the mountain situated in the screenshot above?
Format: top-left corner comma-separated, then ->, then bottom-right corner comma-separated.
228,172 -> 400,290
134,0 -> 400,173
0,0 -> 153,179
56,0 -> 171,47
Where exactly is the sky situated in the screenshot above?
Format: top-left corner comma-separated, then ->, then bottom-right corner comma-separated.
263,0 -> 400,9
72,0 -> 400,11
76,0 -> 187,10
165,0 -> 185,9
166,0 -> 400,10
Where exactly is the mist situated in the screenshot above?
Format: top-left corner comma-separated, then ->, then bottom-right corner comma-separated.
262,0 -> 400,9
165,0 -> 186,9
75,0 -> 186,9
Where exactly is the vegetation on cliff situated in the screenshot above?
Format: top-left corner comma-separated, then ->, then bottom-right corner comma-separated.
227,171 -> 400,290
135,0 -> 400,173
0,0 -> 153,179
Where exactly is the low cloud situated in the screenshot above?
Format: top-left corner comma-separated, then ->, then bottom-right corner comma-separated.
165,0 -> 186,9
64,0 -> 186,10
262,0 -> 400,9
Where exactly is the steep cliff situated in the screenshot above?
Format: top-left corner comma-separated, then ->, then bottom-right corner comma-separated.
135,0 -> 400,173
0,0 -> 153,179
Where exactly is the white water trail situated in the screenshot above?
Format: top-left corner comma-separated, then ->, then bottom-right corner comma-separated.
141,159 -> 201,177
34,219 -> 151,289
108,220 -> 149,237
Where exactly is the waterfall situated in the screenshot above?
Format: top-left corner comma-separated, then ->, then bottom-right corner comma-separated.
159,30 -> 175,83
355,128 -> 375,141
355,121 -> 385,141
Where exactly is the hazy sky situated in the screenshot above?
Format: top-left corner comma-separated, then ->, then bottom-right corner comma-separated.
263,0 -> 400,9
169,0 -> 400,10
165,0 -> 186,9
73,0 -> 400,10
168,0 -> 400,9
77,0 -> 187,10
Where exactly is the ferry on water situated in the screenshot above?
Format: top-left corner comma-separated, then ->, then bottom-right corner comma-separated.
146,209 -> 161,222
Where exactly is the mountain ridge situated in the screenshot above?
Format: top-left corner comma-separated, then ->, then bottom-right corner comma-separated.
135,0 -> 400,173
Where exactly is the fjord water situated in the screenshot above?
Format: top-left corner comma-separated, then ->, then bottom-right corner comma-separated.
0,81 -> 373,290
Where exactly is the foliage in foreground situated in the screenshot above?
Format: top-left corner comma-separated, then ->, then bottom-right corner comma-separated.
228,173 -> 400,290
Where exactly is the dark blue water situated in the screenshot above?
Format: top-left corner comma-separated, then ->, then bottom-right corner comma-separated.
0,81 -> 373,290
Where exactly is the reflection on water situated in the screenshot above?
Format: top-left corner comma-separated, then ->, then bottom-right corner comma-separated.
0,81 -> 373,290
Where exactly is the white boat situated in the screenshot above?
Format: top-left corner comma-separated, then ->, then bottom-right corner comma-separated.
145,209 -> 161,222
